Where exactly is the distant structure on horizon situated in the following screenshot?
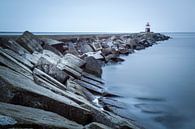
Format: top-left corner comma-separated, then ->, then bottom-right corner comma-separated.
145,22 -> 151,32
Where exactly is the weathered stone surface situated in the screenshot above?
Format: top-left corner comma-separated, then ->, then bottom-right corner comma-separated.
36,57 -> 69,83
0,66 -> 92,124
0,48 -> 33,79
0,38 -> 30,56
33,68 -> 67,91
84,56 -> 102,77
84,51 -> 104,60
3,49 -> 34,68
75,80 -> 104,95
0,114 -> 17,126
85,122 -> 112,129
61,53 -> 86,67
43,43 -> 63,56
0,102 -> 83,129
16,31 -> 43,53
67,42 -> 79,56
78,42 -> 94,54
41,38 -> 64,45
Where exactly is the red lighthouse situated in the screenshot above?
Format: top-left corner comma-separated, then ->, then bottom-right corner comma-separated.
145,22 -> 150,32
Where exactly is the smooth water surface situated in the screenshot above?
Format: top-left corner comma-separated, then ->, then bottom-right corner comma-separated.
102,33 -> 195,129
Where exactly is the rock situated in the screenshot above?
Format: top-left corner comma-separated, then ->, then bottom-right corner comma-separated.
0,114 -> 17,126
0,38 -> 30,56
84,56 -> 102,77
67,42 -> 79,56
91,42 -> 102,51
41,38 -> 64,45
82,71 -> 105,84
84,51 -> 104,60
2,48 -> 34,69
16,31 -> 43,53
36,57 -> 69,83
85,122 -> 112,129
43,43 -> 63,56
0,48 -> 33,79
101,48 -> 112,56
27,50 -> 61,65
66,79 -> 95,102
61,53 -> 86,67
0,66 -> 92,125
75,80 -> 104,95
77,42 -> 94,54
0,102 -> 83,129
57,54 -> 83,79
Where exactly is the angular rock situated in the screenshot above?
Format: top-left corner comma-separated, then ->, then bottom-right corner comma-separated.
16,31 -> 43,53
0,102 -> 83,129
75,80 -> 104,95
36,57 -> 69,83
84,51 -> 104,60
3,49 -> 34,68
41,38 -> 64,46
0,38 -> 30,56
0,48 -> 33,79
61,53 -> 86,67
85,122 -> 112,129
43,43 -> 63,56
84,56 -> 102,77
67,42 -> 79,56
77,42 -> 94,54
0,66 -> 92,124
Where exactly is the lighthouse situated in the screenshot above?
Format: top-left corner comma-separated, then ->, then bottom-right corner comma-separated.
145,22 -> 150,33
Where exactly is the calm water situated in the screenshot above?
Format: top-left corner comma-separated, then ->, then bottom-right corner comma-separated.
102,33 -> 195,129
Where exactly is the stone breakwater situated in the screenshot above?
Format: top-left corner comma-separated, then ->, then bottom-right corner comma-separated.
0,31 -> 169,129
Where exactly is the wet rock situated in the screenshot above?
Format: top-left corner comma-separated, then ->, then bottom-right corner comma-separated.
0,38 -> 30,56
0,102 -> 83,129
36,57 -> 69,83
16,31 -> 43,53
84,56 -> 102,77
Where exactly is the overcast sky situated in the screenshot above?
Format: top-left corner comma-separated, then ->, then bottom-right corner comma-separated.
0,0 -> 194,32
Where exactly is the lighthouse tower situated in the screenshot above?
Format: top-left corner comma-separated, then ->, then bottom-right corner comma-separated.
145,22 -> 150,33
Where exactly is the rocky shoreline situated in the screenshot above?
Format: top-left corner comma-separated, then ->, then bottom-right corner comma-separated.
0,31 -> 170,129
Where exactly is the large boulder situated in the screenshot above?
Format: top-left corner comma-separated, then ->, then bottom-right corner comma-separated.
0,102 -> 83,129
85,122 -> 112,129
0,66 -> 92,125
36,57 -> 69,83
84,56 -> 102,77
77,42 -> 94,54
43,43 -> 63,56
16,31 -> 43,53
0,38 -> 30,56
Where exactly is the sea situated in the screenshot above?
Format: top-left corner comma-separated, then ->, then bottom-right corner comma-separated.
102,32 -> 195,129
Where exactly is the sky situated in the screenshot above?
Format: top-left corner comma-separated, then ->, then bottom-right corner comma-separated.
0,0 -> 194,32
